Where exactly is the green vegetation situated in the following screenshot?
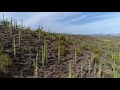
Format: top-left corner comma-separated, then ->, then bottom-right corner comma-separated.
0,42 -> 12,73
1,15 -> 120,78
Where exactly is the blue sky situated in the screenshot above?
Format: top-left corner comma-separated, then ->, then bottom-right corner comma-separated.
0,12 -> 120,34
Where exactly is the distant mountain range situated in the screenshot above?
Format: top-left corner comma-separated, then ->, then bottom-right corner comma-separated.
88,34 -> 120,37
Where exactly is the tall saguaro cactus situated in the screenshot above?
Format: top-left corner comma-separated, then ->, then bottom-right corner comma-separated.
112,60 -> 116,78
80,62 -> 83,78
13,35 -> 16,57
75,47 -> 77,62
88,59 -> 91,74
10,17 -> 13,36
58,35 -> 60,64
38,25 -> 41,40
42,45 -> 44,67
45,42 -> 48,61
35,51 -> 39,78
13,19 -> 15,30
68,61 -> 72,78
16,19 -> 17,29
98,59 -> 101,78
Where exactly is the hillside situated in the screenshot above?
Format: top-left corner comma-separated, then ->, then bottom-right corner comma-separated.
0,19 -> 120,78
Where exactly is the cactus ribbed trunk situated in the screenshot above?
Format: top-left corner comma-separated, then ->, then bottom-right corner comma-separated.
58,35 -> 60,64
38,25 -> 41,40
18,26 -> 21,47
13,35 -> 16,58
35,51 -> 39,78
80,63 -> 83,78
42,45 -> 44,67
75,47 -> 77,62
113,60 -> 116,78
45,43 -> 48,61
68,61 -> 72,78
98,59 -> 101,78
10,17 -> 13,36
89,59 -> 91,74
14,19 -> 16,30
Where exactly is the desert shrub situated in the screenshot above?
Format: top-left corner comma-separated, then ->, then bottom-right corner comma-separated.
93,54 -> 100,65
105,53 -> 112,60
0,54 -> 12,73
0,42 -> 12,73
91,46 -> 102,55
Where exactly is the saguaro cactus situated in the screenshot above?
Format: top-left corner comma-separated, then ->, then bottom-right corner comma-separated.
16,19 -> 17,29
45,43 -> 48,61
35,51 -> 39,78
10,17 -> 13,36
18,26 -> 21,47
112,60 -> 116,78
75,47 -> 77,62
14,19 -> 16,30
42,45 -> 44,67
88,59 -> 91,74
58,35 -> 60,64
98,59 -> 101,78
68,61 -> 72,78
38,25 -> 41,40
13,35 -> 16,57
80,62 -> 83,78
